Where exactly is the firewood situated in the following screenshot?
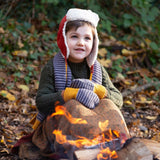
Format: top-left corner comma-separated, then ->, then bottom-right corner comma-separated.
117,138 -> 153,160
74,148 -> 100,160
74,138 -> 160,160
141,139 -> 160,159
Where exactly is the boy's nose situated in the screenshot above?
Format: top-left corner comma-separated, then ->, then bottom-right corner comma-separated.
77,39 -> 84,46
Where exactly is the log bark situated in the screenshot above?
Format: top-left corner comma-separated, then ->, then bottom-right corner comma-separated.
74,138 -> 160,160
122,81 -> 160,97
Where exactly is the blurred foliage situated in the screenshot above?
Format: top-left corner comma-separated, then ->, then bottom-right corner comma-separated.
0,0 -> 160,83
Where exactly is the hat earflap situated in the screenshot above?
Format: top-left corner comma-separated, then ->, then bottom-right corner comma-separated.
86,28 -> 99,68
57,15 -> 70,59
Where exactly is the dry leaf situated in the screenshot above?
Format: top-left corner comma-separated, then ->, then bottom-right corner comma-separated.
98,58 -> 112,68
98,48 -> 107,57
138,95 -> 147,102
12,50 -> 28,57
0,27 -> 5,33
18,38 -> 24,48
123,79 -> 133,85
136,100 -> 153,104
138,68 -> 151,77
124,100 -> 132,105
0,90 -> 16,101
145,116 -> 157,120
17,84 -> 29,93
33,80 -> 39,90
117,73 -> 125,80
122,48 -> 144,56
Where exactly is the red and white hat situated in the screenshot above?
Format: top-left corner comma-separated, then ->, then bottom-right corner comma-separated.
57,8 -> 99,67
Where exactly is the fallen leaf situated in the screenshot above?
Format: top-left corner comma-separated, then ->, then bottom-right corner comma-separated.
0,148 -> 9,154
18,38 -> 24,48
12,50 -> 28,57
145,116 -> 157,120
17,84 -> 29,92
0,27 -> 5,33
138,68 -> 151,77
0,90 -> 16,101
132,113 -> 137,118
124,100 -> 132,105
98,58 -> 112,68
33,80 -> 39,90
98,48 -> 107,57
138,95 -> 147,102
136,100 -> 153,104
117,73 -> 125,80
122,48 -> 144,56
123,79 -> 133,85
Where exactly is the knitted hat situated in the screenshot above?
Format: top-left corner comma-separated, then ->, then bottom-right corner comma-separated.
57,8 -> 99,68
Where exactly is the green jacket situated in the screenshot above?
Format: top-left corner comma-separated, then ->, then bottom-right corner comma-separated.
36,58 -> 123,114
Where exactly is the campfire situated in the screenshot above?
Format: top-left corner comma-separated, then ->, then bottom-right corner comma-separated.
49,105 -> 127,160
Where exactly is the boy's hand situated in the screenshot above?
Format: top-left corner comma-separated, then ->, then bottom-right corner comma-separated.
70,79 -> 107,99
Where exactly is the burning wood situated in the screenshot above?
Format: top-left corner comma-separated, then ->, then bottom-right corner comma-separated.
50,103 -> 128,160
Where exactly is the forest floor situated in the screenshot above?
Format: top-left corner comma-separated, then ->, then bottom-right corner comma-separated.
0,32 -> 160,159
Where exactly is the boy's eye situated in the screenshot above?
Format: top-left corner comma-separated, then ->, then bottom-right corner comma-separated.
85,36 -> 91,40
71,35 -> 77,38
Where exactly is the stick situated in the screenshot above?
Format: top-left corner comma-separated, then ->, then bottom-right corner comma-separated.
122,81 -> 160,97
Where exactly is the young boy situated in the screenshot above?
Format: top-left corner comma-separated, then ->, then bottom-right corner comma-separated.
33,8 -> 123,129
12,8 -> 130,159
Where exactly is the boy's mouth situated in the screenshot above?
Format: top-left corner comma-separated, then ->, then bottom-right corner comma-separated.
75,48 -> 85,51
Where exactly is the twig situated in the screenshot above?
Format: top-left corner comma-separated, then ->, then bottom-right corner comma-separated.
2,0 -> 19,19
122,81 -> 160,97
122,0 -> 141,16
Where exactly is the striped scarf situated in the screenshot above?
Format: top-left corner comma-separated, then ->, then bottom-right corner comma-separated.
53,52 -> 102,91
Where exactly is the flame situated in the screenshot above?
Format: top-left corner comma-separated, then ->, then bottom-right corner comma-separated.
97,147 -> 118,160
99,120 -> 109,132
53,129 -> 103,148
50,105 -> 87,124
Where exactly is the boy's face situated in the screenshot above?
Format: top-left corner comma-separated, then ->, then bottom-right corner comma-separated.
66,24 -> 93,63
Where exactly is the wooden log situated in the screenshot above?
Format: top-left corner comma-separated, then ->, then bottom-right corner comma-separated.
74,138 -> 160,160
141,139 -> 160,159
117,138 -> 153,160
74,148 -> 100,160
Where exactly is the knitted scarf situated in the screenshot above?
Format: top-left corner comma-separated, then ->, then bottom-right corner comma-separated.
53,52 -> 102,92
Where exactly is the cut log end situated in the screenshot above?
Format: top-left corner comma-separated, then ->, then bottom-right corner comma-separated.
74,138 -> 160,160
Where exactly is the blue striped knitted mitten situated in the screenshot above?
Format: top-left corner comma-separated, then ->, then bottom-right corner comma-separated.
70,79 -> 106,99
76,88 -> 99,109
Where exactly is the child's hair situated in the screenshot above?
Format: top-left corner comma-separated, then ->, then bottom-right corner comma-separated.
65,20 -> 95,37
